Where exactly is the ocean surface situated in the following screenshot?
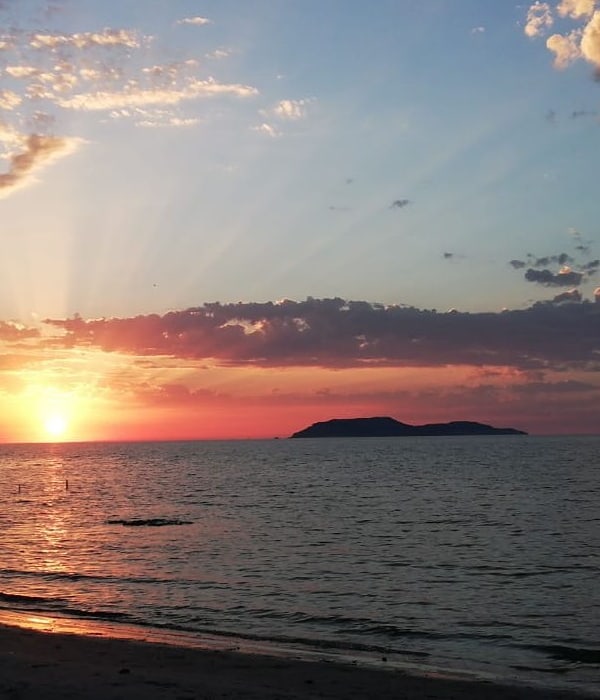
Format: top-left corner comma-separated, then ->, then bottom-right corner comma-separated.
0,436 -> 598,693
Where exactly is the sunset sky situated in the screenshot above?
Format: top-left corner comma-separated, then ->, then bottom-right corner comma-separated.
0,0 -> 598,442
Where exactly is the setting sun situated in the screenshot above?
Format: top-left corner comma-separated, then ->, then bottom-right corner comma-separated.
43,414 -> 68,440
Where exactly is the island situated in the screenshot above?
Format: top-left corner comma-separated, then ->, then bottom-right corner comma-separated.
290,416 -> 527,438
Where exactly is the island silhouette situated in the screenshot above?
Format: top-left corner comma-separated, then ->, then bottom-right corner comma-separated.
290,416 -> 526,438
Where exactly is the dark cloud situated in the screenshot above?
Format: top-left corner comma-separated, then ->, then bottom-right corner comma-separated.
512,253 -> 575,269
550,289 -> 582,304
443,252 -> 454,259
511,380 -> 596,394
524,268 -> 583,287
571,109 -> 598,119
390,198 -> 411,209
532,253 -> 573,268
0,134 -> 78,193
582,259 -> 600,274
528,269 -> 582,287
44,297 -> 600,372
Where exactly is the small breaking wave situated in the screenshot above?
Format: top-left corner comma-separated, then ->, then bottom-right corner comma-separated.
520,643 -> 600,665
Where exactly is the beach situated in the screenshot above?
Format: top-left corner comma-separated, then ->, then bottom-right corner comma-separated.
0,618 -> 593,700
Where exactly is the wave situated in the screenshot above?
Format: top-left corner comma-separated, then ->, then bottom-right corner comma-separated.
0,590 -> 429,660
0,591 -> 130,622
0,568 -> 234,588
519,643 -> 600,665
0,568 -> 180,585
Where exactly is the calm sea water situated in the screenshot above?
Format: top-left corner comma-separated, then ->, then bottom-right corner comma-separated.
0,437 -> 598,693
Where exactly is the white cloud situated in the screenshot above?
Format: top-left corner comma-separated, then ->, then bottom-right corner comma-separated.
58,78 -> 258,111
546,29 -> 583,66
6,65 -> 38,78
0,5 -> 299,196
253,123 -> 281,138
581,9 -> 600,66
0,90 -> 21,110
30,29 -> 140,50
527,1 -> 600,69
135,111 -> 200,128
272,98 -> 314,120
176,17 -> 211,27
0,122 -> 21,147
557,0 -> 597,18
206,48 -> 232,60
471,26 -> 486,35
525,2 -> 554,37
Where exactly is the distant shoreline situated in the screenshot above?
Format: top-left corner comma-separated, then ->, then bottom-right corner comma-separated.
291,416 -> 527,438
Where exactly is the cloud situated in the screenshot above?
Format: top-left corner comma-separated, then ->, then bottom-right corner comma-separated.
557,0 -> 596,18
550,288 -> 582,302
526,1 -> 600,70
136,115 -> 200,128
58,78 -> 258,111
206,48 -> 232,60
253,123 -> 281,138
0,133 -> 81,196
571,108 -> 599,117
390,199 -> 411,209
43,297 -> 600,372
512,378 -> 595,392
525,2 -> 554,37
30,29 -> 140,50
529,253 -> 574,266
595,287 -> 600,301
547,29 -> 583,66
0,6 -> 280,194
525,267 -> 584,286
0,90 -> 22,110
471,26 -> 486,35
0,320 -> 39,342
6,65 -> 39,78
0,122 -> 22,147
582,259 -> 600,273
176,17 -> 212,27
270,98 -> 314,120
581,9 -> 600,66
513,244 -> 598,297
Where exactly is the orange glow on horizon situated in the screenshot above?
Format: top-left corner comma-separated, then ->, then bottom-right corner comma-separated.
0,345 -> 596,441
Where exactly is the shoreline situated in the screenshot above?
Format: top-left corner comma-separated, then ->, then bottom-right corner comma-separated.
0,610 -> 596,699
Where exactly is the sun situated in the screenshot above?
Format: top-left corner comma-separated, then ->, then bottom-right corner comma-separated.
43,414 -> 69,440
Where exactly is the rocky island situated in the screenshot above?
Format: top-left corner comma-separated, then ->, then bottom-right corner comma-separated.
290,416 -> 526,438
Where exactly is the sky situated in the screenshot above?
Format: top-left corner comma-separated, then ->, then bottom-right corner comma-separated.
0,0 -> 598,442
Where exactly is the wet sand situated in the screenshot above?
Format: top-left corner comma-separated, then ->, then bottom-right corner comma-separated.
0,617 -> 593,700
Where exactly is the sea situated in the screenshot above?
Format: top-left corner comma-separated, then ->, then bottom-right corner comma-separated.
0,436 -> 598,694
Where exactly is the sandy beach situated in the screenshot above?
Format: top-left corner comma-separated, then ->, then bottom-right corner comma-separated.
0,615 -> 594,700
